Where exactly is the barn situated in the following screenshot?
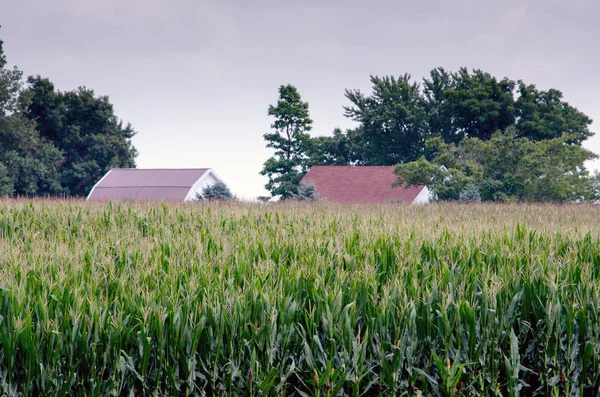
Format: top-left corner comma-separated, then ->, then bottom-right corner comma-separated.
300,166 -> 431,204
86,168 -> 223,202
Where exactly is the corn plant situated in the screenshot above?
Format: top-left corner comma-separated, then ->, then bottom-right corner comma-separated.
0,200 -> 599,395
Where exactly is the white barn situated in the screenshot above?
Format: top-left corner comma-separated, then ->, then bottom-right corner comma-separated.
86,168 -> 223,202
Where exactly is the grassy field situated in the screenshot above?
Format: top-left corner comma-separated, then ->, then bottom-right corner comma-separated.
1,201 -> 600,396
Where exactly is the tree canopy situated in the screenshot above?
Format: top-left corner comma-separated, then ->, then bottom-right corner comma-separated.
312,68 -> 593,168
394,131 -> 597,202
302,67 -> 597,203
0,27 -> 138,197
344,75 -> 428,165
0,28 -> 64,196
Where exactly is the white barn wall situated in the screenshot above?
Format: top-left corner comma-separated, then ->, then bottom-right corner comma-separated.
184,170 -> 221,201
411,186 -> 432,205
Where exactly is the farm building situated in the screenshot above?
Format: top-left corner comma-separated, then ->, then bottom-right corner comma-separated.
300,166 -> 431,204
86,168 -> 223,202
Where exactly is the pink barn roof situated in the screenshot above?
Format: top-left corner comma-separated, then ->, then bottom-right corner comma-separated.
87,168 -> 211,202
300,166 -> 427,204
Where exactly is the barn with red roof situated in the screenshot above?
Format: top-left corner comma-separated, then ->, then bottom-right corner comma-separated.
299,166 -> 431,204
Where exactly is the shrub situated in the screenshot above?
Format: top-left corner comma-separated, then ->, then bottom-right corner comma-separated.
196,181 -> 234,201
459,183 -> 481,203
294,182 -> 320,201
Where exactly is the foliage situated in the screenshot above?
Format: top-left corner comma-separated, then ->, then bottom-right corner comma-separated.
344,75 -> 428,165
312,68 -> 593,167
308,127 -> 365,166
0,27 -> 22,117
395,130 -> 597,202
588,171 -> 600,202
23,76 -> 137,196
515,82 -> 593,144
260,85 -> 313,199
0,163 -> 13,196
424,68 -> 516,142
459,183 -> 481,203
0,29 -> 64,197
196,181 -> 234,201
0,114 -> 63,196
1,202 -> 600,395
294,182 -> 320,201
0,29 -> 137,198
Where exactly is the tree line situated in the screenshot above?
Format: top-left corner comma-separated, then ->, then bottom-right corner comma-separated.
261,70 -> 598,202
0,27 -> 136,197
1,26 -> 597,203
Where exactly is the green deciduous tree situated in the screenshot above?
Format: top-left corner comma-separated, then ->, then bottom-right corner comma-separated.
24,76 -> 137,196
0,163 -> 13,196
344,75 -> 428,165
435,68 -> 516,141
515,82 -> 592,143
0,28 -> 64,196
319,68 -> 594,169
0,28 -> 22,116
0,113 -> 63,196
260,84 -> 313,199
307,127 -> 362,166
394,130 -> 597,203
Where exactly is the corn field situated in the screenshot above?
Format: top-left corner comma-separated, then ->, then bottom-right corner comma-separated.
1,200 -> 600,396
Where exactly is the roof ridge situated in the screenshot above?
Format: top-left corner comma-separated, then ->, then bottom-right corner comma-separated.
110,168 -> 210,171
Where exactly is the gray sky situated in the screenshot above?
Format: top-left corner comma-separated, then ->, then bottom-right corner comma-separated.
2,0 -> 600,198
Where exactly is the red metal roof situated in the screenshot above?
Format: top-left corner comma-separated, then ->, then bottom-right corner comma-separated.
87,169 -> 209,202
300,166 -> 426,204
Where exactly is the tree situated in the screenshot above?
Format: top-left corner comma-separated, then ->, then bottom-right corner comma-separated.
422,68 -> 458,144
0,26 -> 22,116
0,114 -> 63,196
344,75 -> 428,165
588,171 -> 600,202
319,68 -> 594,169
515,82 -> 592,143
196,181 -> 234,201
0,27 -> 64,197
394,130 -> 597,202
23,76 -> 137,196
294,182 -> 320,201
440,68 -> 516,141
307,127 -> 363,166
0,163 -> 13,196
260,84 -> 313,199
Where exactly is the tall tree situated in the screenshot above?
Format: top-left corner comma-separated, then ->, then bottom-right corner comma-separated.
440,68 -> 516,141
515,82 -> 592,143
24,76 -> 137,196
260,84 -> 313,199
307,127 -> 362,166
0,113 -> 63,196
422,68 -> 459,144
0,27 -> 63,196
313,67 -> 593,169
0,26 -> 22,117
344,75 -> 428,165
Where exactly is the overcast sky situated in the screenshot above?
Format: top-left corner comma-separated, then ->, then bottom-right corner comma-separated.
2,0 -> 599,198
